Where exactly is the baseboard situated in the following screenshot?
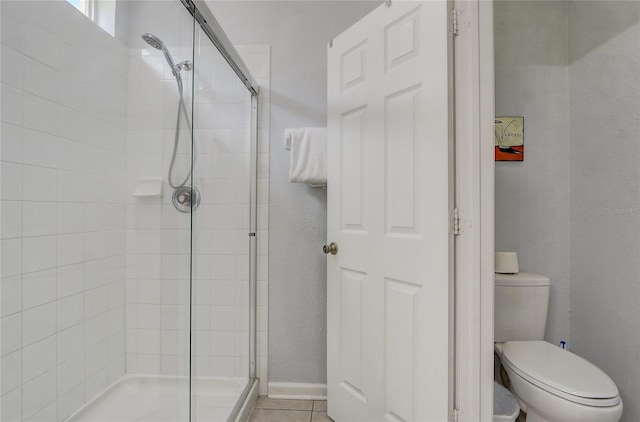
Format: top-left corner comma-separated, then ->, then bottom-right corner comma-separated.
267,382 -> 327,400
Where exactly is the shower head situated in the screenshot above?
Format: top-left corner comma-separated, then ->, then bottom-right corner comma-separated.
142,33 -> 165,51
141,32 -> 179,77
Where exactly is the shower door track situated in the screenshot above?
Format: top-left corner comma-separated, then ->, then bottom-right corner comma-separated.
179,0 -> 260,96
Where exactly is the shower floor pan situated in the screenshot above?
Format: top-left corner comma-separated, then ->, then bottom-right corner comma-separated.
67,375 -> 248,422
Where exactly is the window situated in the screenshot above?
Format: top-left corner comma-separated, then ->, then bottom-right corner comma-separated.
66,0 -> 116,36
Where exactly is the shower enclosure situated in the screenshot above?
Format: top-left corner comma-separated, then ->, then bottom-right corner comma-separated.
0,0 -> 259,420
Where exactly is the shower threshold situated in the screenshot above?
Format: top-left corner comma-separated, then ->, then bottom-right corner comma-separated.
66,375 -> 248,422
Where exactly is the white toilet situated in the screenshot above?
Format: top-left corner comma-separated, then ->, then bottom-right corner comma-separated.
495,272 -> 623,422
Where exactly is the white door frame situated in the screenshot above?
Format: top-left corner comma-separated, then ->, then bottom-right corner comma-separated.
452,1 -> 494,421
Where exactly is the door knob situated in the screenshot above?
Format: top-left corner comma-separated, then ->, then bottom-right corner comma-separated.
323,242 -> 339,255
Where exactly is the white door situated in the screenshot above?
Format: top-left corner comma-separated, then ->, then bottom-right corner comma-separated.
327,2 -> 452,421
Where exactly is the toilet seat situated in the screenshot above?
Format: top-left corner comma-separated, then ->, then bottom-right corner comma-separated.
501,341 -> 620,407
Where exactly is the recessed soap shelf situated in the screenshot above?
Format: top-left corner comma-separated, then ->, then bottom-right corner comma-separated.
132,179 -> 163,198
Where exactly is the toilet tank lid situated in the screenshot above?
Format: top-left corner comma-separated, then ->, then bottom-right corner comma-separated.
495,272 -> 550,286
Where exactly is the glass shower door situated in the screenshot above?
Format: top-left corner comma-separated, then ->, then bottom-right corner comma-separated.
126,1 -> 196,420
188,17 -> 254,422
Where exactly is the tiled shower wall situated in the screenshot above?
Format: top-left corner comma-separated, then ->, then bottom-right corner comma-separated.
0,1 -> 128,421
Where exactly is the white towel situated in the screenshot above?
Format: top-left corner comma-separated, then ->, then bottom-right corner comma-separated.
285,127 -> 327,185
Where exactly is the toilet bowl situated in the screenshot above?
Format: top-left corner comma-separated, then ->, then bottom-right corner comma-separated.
500,341 -> 623,422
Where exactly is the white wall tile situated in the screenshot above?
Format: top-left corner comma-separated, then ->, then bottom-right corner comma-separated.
25,393 -> 57,422
1,350 -> 22,394
24,23 -> 64,70
57,105 -> 86,142
22,235 -> 56,273
22,129 -> 58,169
22,269 -> 56,310
22,335 -> 56,383
56,170 -> 86,203
84,368 -> 107,402
57,293 -> 84,331
85,341 -> 107,377
57,383 -> 84,422
1,238 -> 22,279
1,385 -> 23,421
1,313 -> 22,356
137,304 -> 160,329
23,56 -> 58,102
56,233 -> 84,266
1,276 -> 22,317
84,286 -> 107,319
1,83 -> 24,126
134,354 -> 160,374
137,279 -> 161,304
22,165 -> 57,202
56,203 -> 85,234
21,369 -> 56,420
56,264 -> 84,299
57,352 -> 84,397
22,202 -> 57,237
57,73 -> 85,112
1,162 -> 23,201
1,122 -> 23,163
210,331 -> 235,356
57,139 -> 87,173
22,94 -> 59,136
136,329 -> 160,354
84,314 -> 107,348
57,324 -> 84,365
1,3 -> 26,51
107,356 -> 125,383
22,302 -> 55,346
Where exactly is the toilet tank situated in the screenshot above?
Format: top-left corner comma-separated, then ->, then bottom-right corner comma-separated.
494,272 -> 550,342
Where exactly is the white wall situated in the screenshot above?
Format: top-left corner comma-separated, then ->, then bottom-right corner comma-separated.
494,0 -> 571,346
568,3 -> 640,421
207,1 -> 381,385
0,1 -> 128,420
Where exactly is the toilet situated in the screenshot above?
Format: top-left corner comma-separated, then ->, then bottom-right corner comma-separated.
495,272 -> 623,422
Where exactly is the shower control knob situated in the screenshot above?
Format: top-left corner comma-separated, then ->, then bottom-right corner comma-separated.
323,242 -> 339,255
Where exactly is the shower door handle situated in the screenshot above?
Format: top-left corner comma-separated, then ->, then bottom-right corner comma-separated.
323,242 -> 339,255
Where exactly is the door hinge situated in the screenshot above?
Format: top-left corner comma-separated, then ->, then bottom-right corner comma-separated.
450,208 -> 461,235
451,9 -> 460,36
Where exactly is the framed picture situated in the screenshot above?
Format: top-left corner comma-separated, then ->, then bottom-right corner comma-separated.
495,116 -> 524,161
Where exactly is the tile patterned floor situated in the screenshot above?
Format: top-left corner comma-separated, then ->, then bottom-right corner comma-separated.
249,398 -> 332,422
249,397 -> 525,422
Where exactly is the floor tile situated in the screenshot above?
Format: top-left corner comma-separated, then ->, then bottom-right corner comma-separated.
312,401 -> 327,412
255,397 -> 314,411
311,411 -> 333,422
249,409 -> 311,422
